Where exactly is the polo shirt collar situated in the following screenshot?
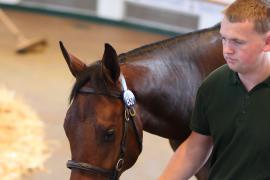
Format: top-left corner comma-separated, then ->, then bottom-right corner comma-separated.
262,76 -> 270,86
229,69 -> 270,87
229,70 -> 240,85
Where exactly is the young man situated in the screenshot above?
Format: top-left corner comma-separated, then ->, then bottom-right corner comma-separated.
159,0 -> 270,179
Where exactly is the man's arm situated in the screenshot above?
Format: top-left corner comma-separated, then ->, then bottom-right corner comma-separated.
159,131 -> 213,180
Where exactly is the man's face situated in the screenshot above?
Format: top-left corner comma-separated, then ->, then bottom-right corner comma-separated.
220,17 -> 266,74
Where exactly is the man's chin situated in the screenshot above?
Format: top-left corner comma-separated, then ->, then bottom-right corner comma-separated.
227,63 -> 239,72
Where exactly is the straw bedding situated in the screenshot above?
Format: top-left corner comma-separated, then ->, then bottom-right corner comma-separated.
0,87 -> 50,180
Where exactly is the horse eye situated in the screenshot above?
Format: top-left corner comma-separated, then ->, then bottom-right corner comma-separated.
103,129 -> 115,142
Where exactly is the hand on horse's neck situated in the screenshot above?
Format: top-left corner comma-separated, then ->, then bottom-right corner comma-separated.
238,54 -> 270,92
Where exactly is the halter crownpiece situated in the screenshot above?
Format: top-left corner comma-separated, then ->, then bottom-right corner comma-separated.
119,73 -> 136,108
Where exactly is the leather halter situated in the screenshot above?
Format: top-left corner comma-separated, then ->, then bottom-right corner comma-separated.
66,74 -> 142,180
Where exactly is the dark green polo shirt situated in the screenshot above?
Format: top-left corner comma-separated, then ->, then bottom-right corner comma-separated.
190,64 -> 270,180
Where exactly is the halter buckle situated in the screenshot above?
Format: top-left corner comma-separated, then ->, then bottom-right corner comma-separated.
116,158 -> 124,171
124,109 -> 130,121
129,107 -> 136,117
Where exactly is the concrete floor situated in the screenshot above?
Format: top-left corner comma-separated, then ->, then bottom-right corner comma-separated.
0,9 -> 196,180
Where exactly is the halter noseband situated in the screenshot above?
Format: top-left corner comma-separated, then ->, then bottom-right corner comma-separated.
66,73 -> 142,180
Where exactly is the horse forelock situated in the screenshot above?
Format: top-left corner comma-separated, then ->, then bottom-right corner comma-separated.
69,61 -> 107,103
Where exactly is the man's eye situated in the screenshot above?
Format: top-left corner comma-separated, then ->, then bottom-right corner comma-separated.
232,39 -> 245,45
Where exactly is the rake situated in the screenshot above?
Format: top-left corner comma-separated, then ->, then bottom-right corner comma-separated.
0,9 -> 47,53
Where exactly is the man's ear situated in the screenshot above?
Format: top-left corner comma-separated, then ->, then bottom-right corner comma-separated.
263,31 -> 270,52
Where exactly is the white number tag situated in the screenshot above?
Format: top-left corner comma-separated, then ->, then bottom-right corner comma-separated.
123,90 -> 136,107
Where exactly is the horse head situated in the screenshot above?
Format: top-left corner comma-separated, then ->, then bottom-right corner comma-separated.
60,42 -> 143,180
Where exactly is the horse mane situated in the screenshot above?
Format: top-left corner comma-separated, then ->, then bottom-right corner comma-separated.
118,23 -> 221,62
69,23 -> 221,103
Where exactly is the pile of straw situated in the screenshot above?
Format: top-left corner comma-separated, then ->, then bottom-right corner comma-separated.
0,87 -> 50,180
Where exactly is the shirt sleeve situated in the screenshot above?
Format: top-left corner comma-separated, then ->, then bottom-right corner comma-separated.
189,86 -> 211,136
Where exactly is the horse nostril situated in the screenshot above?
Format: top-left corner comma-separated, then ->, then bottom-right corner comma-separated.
104,129 -> 115,142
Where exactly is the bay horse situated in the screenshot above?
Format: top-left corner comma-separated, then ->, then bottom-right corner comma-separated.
61,23 -> 225,180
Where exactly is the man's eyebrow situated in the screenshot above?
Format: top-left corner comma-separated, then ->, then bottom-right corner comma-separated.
230,38 -> 245,42
219,35 -> 244,42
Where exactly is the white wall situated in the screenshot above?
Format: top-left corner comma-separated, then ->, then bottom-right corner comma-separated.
97,0 -> 125,20
0,0 -> 20,4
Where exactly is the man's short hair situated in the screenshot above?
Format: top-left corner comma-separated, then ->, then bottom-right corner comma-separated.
224,0 -> 270,34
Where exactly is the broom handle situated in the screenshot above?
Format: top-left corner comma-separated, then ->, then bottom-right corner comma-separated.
0,9 -> 26,41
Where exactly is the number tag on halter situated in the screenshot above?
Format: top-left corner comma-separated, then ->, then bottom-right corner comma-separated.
123,90 -> 136,108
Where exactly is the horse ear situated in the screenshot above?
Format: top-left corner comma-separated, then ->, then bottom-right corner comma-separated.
101,43 -> 120,84
59,41 -> 87,77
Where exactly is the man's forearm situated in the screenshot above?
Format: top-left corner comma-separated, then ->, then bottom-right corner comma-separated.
159,132 -> 213,180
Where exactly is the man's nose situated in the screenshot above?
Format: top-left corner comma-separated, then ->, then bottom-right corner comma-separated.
223,41 -> 234,55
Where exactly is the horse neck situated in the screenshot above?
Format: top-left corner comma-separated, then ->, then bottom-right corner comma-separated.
119,28 -> 224,140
